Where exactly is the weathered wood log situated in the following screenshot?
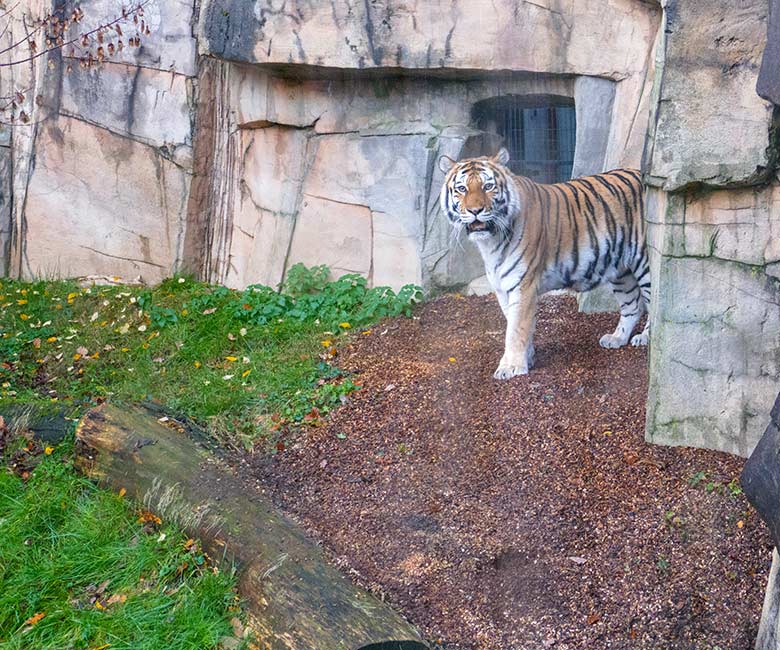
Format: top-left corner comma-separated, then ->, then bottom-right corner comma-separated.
75,404 -> 426,650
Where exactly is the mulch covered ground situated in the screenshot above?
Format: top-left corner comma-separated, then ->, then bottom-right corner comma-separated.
242,294 -> 772,649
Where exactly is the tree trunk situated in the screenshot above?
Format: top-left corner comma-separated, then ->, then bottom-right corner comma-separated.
75,403 -> 426,650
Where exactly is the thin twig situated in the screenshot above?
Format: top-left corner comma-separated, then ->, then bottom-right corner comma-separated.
0,0 -> 151,67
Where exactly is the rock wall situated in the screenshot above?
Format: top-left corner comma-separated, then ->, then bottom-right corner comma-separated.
1,0 -> 660,293
644,0 -> 779,456
197,68 -> 641,292
6,0 -> 198,283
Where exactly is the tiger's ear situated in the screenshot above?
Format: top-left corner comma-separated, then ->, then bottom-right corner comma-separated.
438,155 -> 456,174
493,147 -> 510,166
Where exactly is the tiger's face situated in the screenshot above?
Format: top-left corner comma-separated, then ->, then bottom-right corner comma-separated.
439,148 -> 517,241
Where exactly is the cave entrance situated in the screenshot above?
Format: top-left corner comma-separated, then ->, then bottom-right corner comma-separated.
472,94 -> 576,184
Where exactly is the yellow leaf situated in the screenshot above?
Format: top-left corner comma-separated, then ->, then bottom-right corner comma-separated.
23,612 -> 45,626
737,520 -> 745,529
362,330 -> 372,335
91,352 -> 100,359
16,299 -> 27,305
120,347 -> 130,353
73,353 -> 82,361
181,309 -> 188,316
320,340 -> 332,347
242,369 -> 251,378
138,510 -> 162,525
449,357 -> 456,362
194,361 -> 201,368
44,446 -> 54,455
67,292 -> 78,301
118,487 -> 126,498
90,644 -> 112,650
106,594 -> 126,606
95,600 -> 105,610
19,313 -> 29,320
225,356 -> 237,362
46,336 -> 57,343
339,322 -> 351,329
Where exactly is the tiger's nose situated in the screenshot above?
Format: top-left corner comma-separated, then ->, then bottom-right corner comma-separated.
467,208 -> 482,216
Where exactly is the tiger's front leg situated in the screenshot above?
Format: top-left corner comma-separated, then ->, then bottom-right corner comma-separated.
494,285 -> 538,380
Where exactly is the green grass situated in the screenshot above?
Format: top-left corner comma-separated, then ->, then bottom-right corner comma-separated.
0,266 -> 421,648
0,440 -> 241,650
0,267 -> 421,448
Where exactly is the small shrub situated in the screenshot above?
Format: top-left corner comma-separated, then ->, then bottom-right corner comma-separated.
236,268 -> 423,330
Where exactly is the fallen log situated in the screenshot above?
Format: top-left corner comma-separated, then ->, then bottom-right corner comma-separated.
75,404 -> 426,650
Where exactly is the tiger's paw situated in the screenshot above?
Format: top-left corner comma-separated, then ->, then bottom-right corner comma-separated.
493,355 -> 529,380
599,333 -> 627,349
630,332 -> 649,346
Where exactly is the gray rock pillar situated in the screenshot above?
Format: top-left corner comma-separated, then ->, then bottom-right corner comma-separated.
572,76 -> 618,313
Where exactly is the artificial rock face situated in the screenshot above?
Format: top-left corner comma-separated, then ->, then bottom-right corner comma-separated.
0,0 -> 660,292
644,0 -> 779,455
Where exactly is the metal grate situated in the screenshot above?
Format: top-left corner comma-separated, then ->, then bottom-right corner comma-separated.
474,97 -> 576,184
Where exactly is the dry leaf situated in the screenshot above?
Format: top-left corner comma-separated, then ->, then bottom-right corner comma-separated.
23,612 -> 45,626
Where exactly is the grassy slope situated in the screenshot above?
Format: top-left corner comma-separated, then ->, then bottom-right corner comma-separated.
0,269 -> 421,648
0,270 -> 418,447
0,440 -> 239,649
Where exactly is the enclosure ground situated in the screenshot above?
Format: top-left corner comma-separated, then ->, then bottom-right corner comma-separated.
243,294 -> 771,650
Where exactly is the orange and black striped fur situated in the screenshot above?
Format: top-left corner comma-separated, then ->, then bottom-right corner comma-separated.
439,148 -> 650,379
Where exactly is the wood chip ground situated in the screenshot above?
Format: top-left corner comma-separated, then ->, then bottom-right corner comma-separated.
240,295 -> 771,649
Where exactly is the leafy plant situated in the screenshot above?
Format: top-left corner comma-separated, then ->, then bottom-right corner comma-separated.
282,263 -> 330,296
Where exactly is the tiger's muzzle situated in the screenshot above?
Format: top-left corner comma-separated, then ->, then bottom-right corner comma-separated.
466,219 -> 494,235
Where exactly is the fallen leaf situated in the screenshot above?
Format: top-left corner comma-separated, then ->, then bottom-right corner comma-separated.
137,510 -> 162,525
118,487 -> 126,497
587,612 -> 601,625
567,556 -> 587,565
44,446 -> 54,455
23,612 -> 45,626
203,308 -> 217,315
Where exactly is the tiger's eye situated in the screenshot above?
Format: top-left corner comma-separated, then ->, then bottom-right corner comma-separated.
484,182 -> 495,191
455,185 -> 467,194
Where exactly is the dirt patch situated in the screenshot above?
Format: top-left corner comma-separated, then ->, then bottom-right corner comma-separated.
241,295 -> 771,649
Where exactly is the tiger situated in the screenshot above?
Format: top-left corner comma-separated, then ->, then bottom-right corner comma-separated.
439,147 -> 650,379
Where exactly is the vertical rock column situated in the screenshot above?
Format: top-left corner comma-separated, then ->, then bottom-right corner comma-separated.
644,0 -> 780,456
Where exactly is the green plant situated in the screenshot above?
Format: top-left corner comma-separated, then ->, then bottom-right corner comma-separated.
282,263 -> 330,296
688,471 -> 707,487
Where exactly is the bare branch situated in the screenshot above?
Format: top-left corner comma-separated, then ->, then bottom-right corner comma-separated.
0,0 -> 152,67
